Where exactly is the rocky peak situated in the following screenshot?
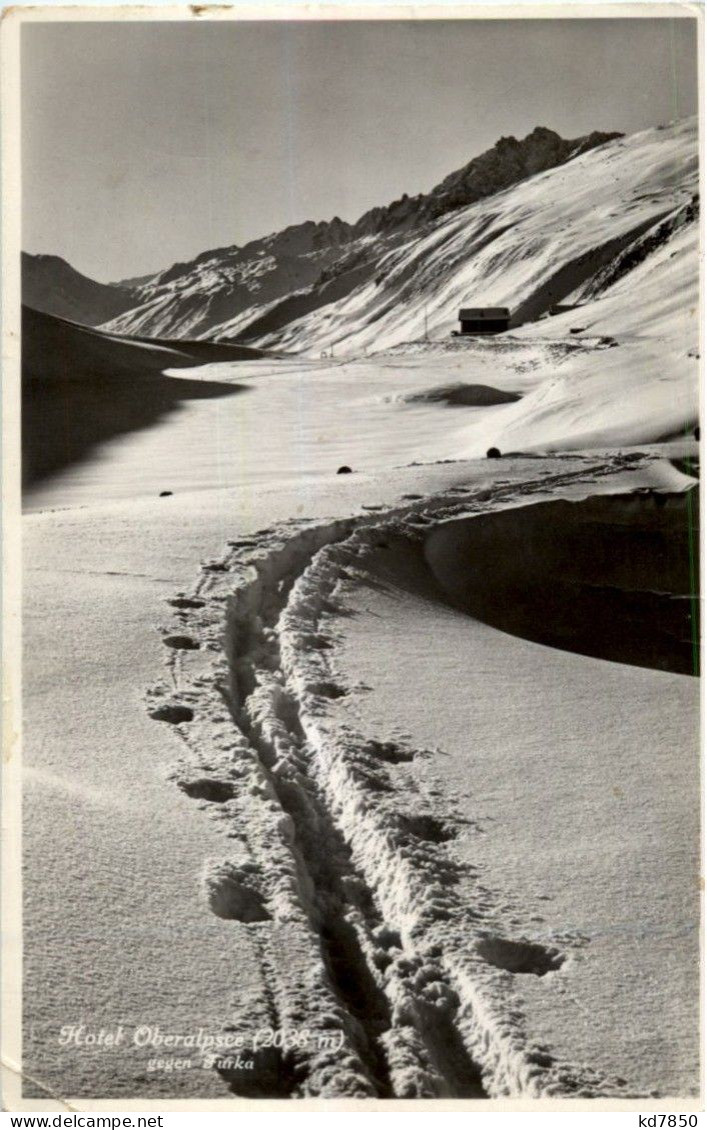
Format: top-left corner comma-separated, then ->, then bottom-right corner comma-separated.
428,125 -> 623,216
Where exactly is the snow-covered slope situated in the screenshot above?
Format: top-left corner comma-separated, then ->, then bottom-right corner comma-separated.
482,206 -> 699,453
99,125 -> 620,342
245,119 -> 697,356
102,219 -> 356,340
21,252 -> 139,326
21,306 -> 268,486
396,194 -> 699,459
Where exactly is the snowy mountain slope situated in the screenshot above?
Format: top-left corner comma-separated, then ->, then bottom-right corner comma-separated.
455,199 -> 700,455
572,194 -> 698,305
102,219 -> 356,340
99,126 -> 620,342
424,126 -> 622,221
345,123 -> 622,235
374,205 -> 699,459
21,252 -> 138,326
244,118 -> 697,357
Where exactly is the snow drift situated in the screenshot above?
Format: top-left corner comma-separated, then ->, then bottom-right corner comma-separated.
425,488 -> 699,675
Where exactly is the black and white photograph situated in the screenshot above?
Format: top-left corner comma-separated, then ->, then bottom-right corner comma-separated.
2,5 -> 702,1112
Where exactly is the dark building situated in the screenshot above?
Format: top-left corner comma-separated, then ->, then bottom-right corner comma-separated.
457,306 -> 510,334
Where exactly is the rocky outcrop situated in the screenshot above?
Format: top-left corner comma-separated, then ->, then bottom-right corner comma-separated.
352,127 -> 623,235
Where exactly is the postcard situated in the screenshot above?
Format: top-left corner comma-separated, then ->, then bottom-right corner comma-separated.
2,4 -> 701,1113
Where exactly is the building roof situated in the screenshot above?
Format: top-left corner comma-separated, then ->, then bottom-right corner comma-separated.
459,307 -> 510,319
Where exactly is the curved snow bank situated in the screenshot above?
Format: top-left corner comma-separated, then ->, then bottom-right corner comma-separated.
146,454 -> 696,1098
425,488 -> 700,675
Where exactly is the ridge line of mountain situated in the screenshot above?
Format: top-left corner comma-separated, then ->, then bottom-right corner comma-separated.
22,123 -> 622,332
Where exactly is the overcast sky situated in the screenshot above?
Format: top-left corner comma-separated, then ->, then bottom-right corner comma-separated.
21,17 -> 698,282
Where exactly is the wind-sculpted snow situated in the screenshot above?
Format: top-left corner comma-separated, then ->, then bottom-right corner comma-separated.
424,489 -> 699,676
145,455 -> 677,1098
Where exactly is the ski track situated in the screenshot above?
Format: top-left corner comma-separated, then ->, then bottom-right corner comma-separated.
145,456 -> 650,1100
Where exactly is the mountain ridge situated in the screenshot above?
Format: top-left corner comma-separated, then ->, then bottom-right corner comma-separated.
22,124 -> 622,336
21,252 -> 139,327
237,117 -> 696,357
